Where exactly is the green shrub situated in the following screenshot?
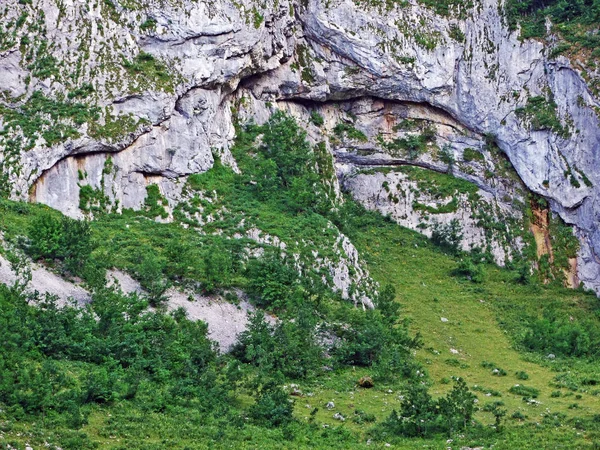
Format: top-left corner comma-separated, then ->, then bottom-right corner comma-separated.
309,110 -> 324,126
515,371 -> 529,380
381,128 -> 436,159
454,256 -> 485,283
27,213 -> 95,278
143,184 -> 168,219
122,52 -> 174,92
481,361 -> 506,375
483,400 -> 505,412
382,377 -> 476,437
375,284 -> 400,324
333,122 -> 368,142
330,307 -> 417,371
448,24 -> 465,42
352,409 -> 377,424
0,285 -> 219,420
462,147 -> 484,162
262,111 -> 315,185
515,95 -> 569,137
246,253 -> 299,310
505,0 -> 600,49
511,411 -> 528,420
140,17 -> 157,31
27,213 -> 63,260
201,238 -> 239,293
509,384 -> 540,398
523,314 -> 598,358
249,383 -> 294,427
431,219 -> 463,255
232,308 -> 323,379
133,250 -> 170,306
472,384 -> 502,397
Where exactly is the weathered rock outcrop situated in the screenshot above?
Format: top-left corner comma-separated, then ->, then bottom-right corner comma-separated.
1,0 -> 599,291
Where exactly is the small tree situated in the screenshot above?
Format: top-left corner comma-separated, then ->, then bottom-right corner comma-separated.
440,377 -> 476,433
246,253 -> 298,309
376,284 -> 400,324
28,213 -> 63,260
249,382 -> 294,427
202,240 -> 234,294
394,383 -> 437,437
135,251 -> 169,307
454,257 -> 485,283
27,213 -> 94,278
431,219 -> 463,255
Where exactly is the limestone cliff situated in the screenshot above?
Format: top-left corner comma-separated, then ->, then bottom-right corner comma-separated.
0,0 -> 598,291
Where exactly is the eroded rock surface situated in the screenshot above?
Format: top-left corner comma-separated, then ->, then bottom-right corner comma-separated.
1,0 -> 599,291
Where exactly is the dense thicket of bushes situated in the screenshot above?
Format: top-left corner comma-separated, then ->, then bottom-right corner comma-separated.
523,314 -> 600,357
26,213 -> 95,279
0,284 -> 223,425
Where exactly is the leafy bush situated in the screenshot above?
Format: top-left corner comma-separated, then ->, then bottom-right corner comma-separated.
515,371 -> 529,380
231,308 -> 323,379
375,284 -> 400,325
309,110 -> 324,126
27,213 -> 63,260
522,314 -> 598,357
330,307 -> 417,370
249,383 -> 294,427
481,361 -> 507,376
462,147 -> 484,162
515,95 -> 569,137
261,111 -> 315,186
201,238 -> 239,293
382,378 -> 476,437
352,409 -> 377,424
454,256 -> 485,283
133,249 -> 170,306
511,411 -> 528,420
381,128 -> 436,159
0,285 -> 221,420
505,0 -> 600,43
431,219 -> 463,255
143,184 -> 168,219
27,212 -> 96,278
246,253 -> 300,310
333,122 -> 368,142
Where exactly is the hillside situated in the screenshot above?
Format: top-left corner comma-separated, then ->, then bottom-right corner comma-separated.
1,0 -> 600,448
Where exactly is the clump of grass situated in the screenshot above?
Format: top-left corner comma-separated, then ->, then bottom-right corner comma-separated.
515,95 -> 569,138
309,110 -> 324,127
480,361 -> 507,376
462,147 -> 484,162
511,411 -> 527,420
333,122 -> 368,142
472,385 -> 502,397
509,384 -> 540,398
515,371 -> 529,380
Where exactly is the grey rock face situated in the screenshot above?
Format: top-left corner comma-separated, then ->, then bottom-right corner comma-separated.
276,96 -> 529,266
1,0 -> 599,291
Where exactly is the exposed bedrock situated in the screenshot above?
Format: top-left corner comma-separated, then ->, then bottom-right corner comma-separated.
0,0 -> 598,291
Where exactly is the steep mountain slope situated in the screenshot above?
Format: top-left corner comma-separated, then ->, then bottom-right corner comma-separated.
1,2 -> 600,447
1,197 -> 599,449
0,0 -> 599,291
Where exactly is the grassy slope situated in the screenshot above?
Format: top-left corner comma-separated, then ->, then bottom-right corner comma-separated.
1,197 -> 599,449
300,220 -> 599,448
